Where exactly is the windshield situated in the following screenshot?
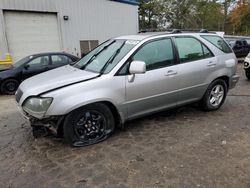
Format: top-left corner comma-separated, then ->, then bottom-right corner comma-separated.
13,56 -> 32,68
74,39 -> 139,73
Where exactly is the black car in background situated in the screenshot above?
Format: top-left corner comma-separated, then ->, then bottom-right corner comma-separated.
0,52 -> 79,94
227,39 -> 250,58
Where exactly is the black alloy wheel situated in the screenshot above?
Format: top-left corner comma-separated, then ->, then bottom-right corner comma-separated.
63,103 -> 115,147
1,79 -> 19,95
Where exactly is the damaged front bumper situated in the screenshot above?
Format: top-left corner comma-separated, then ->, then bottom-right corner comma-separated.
18,105 -> 64,137
29,116 -> 65,137
17,103 -> 65,138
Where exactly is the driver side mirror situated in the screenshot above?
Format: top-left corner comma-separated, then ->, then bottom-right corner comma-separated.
24,64 -> 30,70
129,61 -> 146,74
128,61 -> 146,82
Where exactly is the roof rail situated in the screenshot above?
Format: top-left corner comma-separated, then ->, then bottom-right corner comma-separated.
171,29 -> 210,33
200,29 -> 209,33
171,29 -> 182,33
138,29 -> 158,33
138,28 -> 212,34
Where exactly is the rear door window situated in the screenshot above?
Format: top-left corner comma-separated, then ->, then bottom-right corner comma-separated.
175,37 -> 213,63
201,35 -> 232,53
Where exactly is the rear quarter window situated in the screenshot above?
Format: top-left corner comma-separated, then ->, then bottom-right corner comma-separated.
175,37 -> 213,63
201,35 -> 232,53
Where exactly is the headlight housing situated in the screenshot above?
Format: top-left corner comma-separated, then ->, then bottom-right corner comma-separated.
244,61 -> 250,69
23,97 -> 53,119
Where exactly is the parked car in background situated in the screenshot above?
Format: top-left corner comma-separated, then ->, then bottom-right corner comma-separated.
16,32 -> 239,147
228,39 -> 250,58
244,53 -> 250,79
0,52 -> 79,94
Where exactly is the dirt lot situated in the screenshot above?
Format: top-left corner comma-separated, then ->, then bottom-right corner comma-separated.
0,63 -> 250,188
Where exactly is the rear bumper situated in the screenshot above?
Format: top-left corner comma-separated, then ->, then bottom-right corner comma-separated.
229,74 -> 240,89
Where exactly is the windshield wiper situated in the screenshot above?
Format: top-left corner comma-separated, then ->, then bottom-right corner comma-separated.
100,41 -> 126,74
81,40 -> 116,70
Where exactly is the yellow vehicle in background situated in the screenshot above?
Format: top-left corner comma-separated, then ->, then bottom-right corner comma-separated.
0,54 -> 12,70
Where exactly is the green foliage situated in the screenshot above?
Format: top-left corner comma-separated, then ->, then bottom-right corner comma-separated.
138,0 -> 160,30
195,0 -> 224,31
230,3 -> 250,35
139,0 -> 226,32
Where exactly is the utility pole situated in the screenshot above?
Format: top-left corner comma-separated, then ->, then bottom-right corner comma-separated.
223,0 -> 228,31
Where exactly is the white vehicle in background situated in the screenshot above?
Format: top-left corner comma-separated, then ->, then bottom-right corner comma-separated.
244,53 -> 250,79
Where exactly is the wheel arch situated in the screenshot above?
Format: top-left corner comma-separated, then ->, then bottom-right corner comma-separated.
101,101 -> 123,128
200,75 -> 229,101
1,77 -> 20,83
212,75 -> 229,91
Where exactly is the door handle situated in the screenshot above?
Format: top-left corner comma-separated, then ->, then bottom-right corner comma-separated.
165,70 -> 178,76
207,61 -> 216,67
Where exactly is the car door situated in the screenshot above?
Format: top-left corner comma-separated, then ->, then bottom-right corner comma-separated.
173,36 -> 216,105
123,38 -> 179,119
22,55 -> 50,80
49,54 -> 72,70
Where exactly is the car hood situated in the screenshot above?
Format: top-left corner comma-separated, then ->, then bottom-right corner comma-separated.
0,65 -> 13,72
19,65 -> 99,96
0,67 -> 17,79
0,68 -> 10,72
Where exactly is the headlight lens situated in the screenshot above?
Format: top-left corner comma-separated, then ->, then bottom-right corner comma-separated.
244,61 -> 250,68
23,97 -> 53,119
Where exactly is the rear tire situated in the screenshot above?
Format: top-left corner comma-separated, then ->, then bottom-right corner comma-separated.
63,103 -> 115,147
0,79 -> 19,95
200,79 -> 227,111
245,70 -> 250,80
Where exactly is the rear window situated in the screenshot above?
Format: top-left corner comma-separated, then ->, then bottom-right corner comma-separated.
243,40 -> 248,46
201,35 -> 232,53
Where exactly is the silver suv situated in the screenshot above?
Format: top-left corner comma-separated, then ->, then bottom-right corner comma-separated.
16,32 -> 240,146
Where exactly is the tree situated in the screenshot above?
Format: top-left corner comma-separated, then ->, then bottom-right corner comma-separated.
138,0 -> 162,30
195,0 -> 224,30
230,2 -> 250,35
220,0 -> 237,31
138,0 -> 234,33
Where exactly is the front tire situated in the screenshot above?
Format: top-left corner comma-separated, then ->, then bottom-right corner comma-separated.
0,79 -> 19,95
63,103 -> 115,147
245,70 -> 250,80
200,79 -> 227,111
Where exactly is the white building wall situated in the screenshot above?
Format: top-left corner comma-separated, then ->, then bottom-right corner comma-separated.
0,0 -> 138,59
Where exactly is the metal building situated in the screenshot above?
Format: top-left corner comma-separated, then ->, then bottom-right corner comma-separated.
0,0 -> 139,62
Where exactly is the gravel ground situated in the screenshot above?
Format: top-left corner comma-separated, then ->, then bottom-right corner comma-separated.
0,63 -> 250,188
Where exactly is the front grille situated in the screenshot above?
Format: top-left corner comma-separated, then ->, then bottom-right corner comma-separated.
15,89 -> 23,103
